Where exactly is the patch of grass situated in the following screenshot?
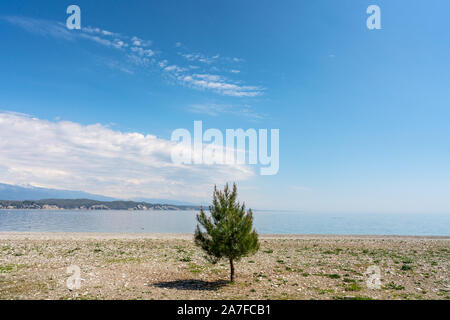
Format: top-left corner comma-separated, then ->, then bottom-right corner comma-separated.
402,257 -> 413,264
0,264 -> 27,274
187,262 -> 204,274
347,296 -> 373,300
276,259 -> 285,264
0,264 -> 14,273
302,272 -> 309,277
333,295 -> 372,300
323,248 -> 343,255
314,273 -> 341,279
179,256 -> 191,262
385,282 -> 405,290
263,249 -> 273,254
345,283 -> 362,292
66,247 -> 81,254
0,278 -> 52,299
401,264 -> 413,271
106,257 -> 142,264
316,288 -> 334,295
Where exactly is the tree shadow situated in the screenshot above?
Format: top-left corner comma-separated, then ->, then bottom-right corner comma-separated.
153,279 -> 229,291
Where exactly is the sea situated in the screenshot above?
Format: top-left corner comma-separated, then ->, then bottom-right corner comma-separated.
0,210 -> 449,236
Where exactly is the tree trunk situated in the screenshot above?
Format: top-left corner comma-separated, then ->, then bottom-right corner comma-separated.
229,258 -> 235,282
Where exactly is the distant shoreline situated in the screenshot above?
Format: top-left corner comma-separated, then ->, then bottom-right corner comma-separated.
0,232 -> 449,240
0,199 -> 200,211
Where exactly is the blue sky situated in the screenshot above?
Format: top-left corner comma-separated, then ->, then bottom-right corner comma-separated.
0,0 -> 450,213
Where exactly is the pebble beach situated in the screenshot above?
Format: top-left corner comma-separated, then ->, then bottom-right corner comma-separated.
0,232 -> 449,300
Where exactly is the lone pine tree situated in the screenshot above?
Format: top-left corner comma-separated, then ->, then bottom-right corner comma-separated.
194,183 -> 259,282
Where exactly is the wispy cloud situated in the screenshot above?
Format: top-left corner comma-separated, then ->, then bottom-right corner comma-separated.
176,74 -> 264,97
0,112 -> 254,200
180,52 -> 220,64
131,36 -> 152,47
82,26 -> 121,38
189,104 -> 264,120
3,16 -> 74,40
3,15 -> 265,98
3,16 -> 132,50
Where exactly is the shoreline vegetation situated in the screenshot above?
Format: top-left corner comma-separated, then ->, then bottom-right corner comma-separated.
0,232 -> 448,300
0,199 -> 200,211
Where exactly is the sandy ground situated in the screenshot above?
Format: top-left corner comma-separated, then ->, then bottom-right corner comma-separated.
0,232 -> 449,300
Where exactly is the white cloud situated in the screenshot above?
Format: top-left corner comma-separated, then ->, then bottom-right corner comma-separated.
158,60 -> 168,68
179,74 -> 264,97
130,46 -> 154,57
82,26 -> 120,38
126,54 -> 150,67
131,36 -> 152,47
0,112 -> 254,200
112,39 -> 128,49
192,74 -> 222,81
164,65 -> 186,73
180,52 -> 221,64
4,16 -> 265,98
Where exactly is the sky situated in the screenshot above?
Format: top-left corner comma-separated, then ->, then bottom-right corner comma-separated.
0,0 -> 449,213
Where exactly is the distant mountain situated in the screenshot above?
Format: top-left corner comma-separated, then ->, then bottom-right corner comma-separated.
0,183 -> 116,201
0,183 -> 202,207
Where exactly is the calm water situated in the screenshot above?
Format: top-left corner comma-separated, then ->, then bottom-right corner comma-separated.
0,210 -> 449,235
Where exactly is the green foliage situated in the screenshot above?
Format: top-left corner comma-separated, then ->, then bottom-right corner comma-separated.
194,183 -> 259,282
401,264 -> 413,271
0,264 -> 14,273
345,283 -> 362,292
385,282 -> 405,290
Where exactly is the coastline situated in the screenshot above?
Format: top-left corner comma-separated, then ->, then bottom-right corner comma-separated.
0,231 -> 449,240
